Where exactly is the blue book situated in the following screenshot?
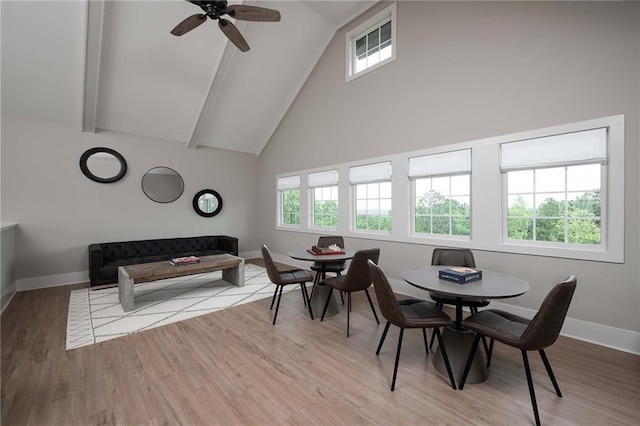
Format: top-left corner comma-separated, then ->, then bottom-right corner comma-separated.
439,267 -> 482,284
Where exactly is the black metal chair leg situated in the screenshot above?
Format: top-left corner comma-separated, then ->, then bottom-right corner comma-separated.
486,338 -> 495,368
539,349 -> 562,397
522,350 -> 541,426
320,287 -> 334,321
300,284 -> 307,306
300,283 -> 314,320
376,321 -> 391,355
429,327 -> 438,349
434,328 -> 457,390
459,334 -> 481,390
422,329 -> 429,355
272,286 -> 284,325
310,272 -> 321,300
391,328 -> 404,391
340,291 -> 344,305
270,286 -> 278,309
364,288 -> 380,324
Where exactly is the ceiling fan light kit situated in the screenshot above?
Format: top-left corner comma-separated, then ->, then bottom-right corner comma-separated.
171,0 -> 281,52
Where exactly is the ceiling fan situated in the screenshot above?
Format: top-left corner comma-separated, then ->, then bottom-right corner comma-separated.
170,1 -> 281,52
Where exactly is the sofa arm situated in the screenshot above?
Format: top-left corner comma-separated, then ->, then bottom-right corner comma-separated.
217,236 -> 239,256
88,244 -> 104,285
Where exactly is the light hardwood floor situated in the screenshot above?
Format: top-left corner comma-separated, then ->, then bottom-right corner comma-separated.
2,259 -> 639,425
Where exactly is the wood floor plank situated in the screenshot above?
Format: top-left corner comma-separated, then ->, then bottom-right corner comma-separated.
2,259 -> 639,425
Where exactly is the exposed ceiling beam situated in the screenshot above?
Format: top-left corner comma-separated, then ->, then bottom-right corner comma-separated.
187,1 -> 252,149
82,0 -> 105,132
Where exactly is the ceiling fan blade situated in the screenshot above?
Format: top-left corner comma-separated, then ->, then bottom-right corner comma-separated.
170,14 -> 207,36
226,5 -> 281,22
218,18 -> 250,52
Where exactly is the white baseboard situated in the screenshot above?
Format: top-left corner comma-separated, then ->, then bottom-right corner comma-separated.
389,278 -> 640,355
16,271 -> 89,292
1,291 -> 16,314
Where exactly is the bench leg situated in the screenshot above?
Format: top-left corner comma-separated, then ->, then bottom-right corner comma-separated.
118,267 -> 134,312
223,258 -> 245,287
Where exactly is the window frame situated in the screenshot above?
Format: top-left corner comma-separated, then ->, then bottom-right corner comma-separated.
310,185 -> 339,230
345,3 -> 397,82
276,175 -> 301,228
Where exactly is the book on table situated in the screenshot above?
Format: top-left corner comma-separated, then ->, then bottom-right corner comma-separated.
306,247 -> 345,255
170,256 -> 200,266
439,267 -> 482,284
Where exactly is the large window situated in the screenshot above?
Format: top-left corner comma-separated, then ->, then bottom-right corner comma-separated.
410,150 -> 471,237
350,162 -> 392,232
501,128 -> 607,246
277,175 -> 300,226
345,4 -> 396,82
309,170 -> 339,229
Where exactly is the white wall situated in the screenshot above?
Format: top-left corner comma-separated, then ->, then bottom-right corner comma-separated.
258,2 -> 640,335
1,115 -> 260,289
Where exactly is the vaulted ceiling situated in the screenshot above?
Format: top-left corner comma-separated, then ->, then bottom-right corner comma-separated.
1,0 -> 374,155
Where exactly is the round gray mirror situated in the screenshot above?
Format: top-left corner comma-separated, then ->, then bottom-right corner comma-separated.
141,166 -> 184,203
193,189 -> 223,217
80,147 -> 127,183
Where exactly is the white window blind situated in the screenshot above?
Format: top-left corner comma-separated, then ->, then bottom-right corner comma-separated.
308,170 -> 338,188
501,128 -> 607,172
277,175 -> 300,190
408,149 -> 471,179
349,161 -> 392,184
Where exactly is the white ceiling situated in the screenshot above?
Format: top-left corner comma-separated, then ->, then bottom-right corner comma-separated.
1,0 -> 375,155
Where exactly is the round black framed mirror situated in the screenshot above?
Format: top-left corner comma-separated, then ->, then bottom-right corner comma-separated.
193,189 -> 223,217
79,147 -> 127,183
141,166 -> 184,203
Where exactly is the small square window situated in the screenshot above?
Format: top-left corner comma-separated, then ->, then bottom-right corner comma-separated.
346,4 -> 397,82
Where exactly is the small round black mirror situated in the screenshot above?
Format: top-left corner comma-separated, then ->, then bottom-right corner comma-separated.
80,147 -> 127,183
193,189 -> 223,217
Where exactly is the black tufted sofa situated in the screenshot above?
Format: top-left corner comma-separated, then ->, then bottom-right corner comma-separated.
88,235 -> 238,287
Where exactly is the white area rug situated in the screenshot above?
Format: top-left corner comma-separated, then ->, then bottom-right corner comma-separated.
66,264 -> 281,350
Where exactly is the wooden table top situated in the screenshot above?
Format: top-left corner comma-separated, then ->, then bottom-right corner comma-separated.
121,254 -> 242,283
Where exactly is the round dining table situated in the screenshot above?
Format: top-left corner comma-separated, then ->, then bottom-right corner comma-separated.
288,249 -> 356,318
402,266 -> 529,383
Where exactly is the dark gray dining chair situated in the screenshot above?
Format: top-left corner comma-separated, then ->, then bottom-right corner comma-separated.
261,245 -> 314,325
368,260 -> 457,391
310,235 -> 346,303
320,248 -> 380,337
458,276 -> 577,426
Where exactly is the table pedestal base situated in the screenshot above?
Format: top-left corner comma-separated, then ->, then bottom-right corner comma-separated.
433,325 -> 487,384
309,283 -> 340,318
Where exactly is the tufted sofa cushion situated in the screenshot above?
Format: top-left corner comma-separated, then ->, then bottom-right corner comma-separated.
88,235 -> 238,286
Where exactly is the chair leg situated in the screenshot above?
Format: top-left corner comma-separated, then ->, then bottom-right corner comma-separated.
376,321 -> 391,355
459,333 -> 481,390
364,288 -> 380,324
539,349 -> 562,397
486,339 -> 495,368
320,287 -> 334,321
300,284 -> 307,306
340,291 -> 344,305
272,286 -> 284,325
391,328 -> 404,391
434,328 -> 457,390
347,292 -> 351,337
310,272 -> 321,300
300,282 -> 314,320
422,329 -> 429,355
522,350 -> 541,426
429,327 -> 438,350
270,286 -> 278,310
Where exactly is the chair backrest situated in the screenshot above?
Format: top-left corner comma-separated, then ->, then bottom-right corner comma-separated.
261,245 -> 283,285
431,248 -> 476,268
317,235 -> 344,249
519,275 -> 577,350
367,260 -> 405,326
339,248 -> 380,292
